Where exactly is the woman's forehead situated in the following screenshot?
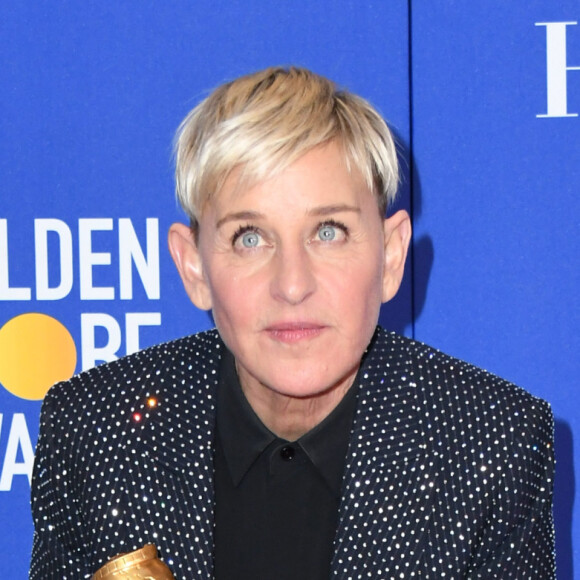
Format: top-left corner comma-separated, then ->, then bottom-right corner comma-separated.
202,142 -> 378,217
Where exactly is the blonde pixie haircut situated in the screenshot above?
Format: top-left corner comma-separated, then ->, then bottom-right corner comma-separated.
175,66 -> 399,229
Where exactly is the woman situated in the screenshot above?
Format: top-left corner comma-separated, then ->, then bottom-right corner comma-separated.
31,67 -> 555,579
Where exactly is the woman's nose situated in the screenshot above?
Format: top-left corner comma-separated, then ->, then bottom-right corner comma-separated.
269,244 -> 316,305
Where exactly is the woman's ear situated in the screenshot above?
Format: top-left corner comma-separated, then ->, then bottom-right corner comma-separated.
168,222 -> 213,310
381,209 -> 412,303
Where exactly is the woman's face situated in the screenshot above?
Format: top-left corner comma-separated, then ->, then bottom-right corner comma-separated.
172,141 -> 410,402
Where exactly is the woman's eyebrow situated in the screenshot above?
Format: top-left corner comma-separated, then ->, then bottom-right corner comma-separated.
307,204 -> 361,217
215,205 -> 360,229
216,211 -> 264,229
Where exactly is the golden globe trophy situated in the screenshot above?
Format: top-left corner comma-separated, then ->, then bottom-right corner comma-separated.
91,544 -> 175,579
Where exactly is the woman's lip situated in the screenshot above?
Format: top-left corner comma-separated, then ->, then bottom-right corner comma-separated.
266,322 -> 325,331
264,323 -> 326,343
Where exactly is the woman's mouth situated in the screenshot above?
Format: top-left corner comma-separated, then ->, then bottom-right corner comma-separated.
264,322 -> 326,344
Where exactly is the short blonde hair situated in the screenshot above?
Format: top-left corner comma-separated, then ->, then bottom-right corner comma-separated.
174,66 -> 399,228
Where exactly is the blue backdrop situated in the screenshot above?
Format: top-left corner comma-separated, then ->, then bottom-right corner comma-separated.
0,2 -> 576,578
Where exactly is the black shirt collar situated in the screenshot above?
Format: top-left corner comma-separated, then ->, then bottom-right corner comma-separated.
216,348 -> 359,496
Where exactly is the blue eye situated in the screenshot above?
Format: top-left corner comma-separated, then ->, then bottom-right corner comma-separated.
240,231 -> 260,247
232,225 -> 265,250
318,225 -> 337,241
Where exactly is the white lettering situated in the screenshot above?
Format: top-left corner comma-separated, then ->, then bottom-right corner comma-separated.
536,21 -> 580,118
79,218 -> 115,300
35,219 -> 74,300
0,219 -> 32,300
81,312 -> 121,370
119,218 -> 160,300
125,312 -> 162,355
1,218 -> 161,302
0,413 -> 34,491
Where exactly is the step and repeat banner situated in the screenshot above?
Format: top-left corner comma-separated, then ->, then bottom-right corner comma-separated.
0,1 -> 577,578
411,3 -> 579,577
0,3 -> 411,577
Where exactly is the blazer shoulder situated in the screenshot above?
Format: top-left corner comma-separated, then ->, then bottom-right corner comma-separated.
374,327 -> 553,431
42,328 -> 223,414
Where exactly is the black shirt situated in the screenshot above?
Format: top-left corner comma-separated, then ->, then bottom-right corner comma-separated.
213,349 -> 358,580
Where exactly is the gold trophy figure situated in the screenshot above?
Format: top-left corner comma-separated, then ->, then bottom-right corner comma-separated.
91,544 -> 175,579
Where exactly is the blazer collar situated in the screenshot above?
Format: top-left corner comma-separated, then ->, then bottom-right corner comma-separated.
332,329 -> 439,577
130,330 -> 223,577
135,331 -> 222,474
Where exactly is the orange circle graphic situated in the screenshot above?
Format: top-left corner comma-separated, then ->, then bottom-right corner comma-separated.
0,313 -> 77,400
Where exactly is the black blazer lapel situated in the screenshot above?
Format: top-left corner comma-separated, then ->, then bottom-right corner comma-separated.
122,333 -> 222,578
331,330 -> 439,578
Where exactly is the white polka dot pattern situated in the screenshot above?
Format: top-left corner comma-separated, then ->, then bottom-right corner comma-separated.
29,327 -> 555,579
